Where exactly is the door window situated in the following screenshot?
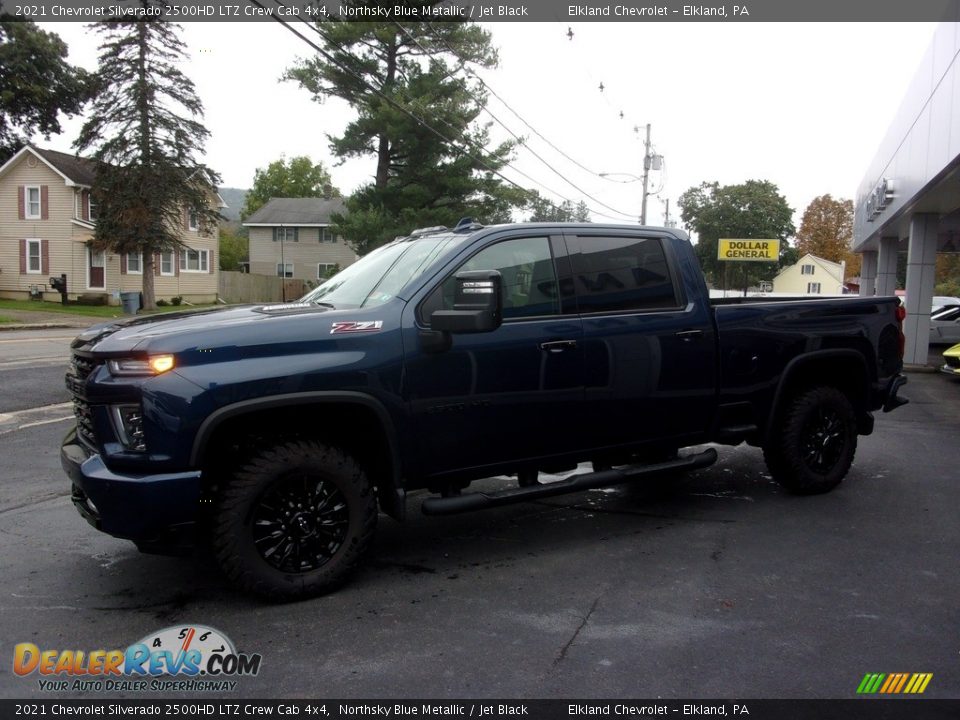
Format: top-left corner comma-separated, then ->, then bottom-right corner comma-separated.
570,236 -> 678,313
421,236 -> 559,323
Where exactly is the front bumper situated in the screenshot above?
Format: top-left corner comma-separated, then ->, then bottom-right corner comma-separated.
61,428 -> 203,545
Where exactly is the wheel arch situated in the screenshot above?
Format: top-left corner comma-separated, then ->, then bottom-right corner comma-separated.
764,349 -> 873,445
192,391 -> 405,520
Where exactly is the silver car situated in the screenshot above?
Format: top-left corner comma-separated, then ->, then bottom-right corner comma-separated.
930,305 -> 960,344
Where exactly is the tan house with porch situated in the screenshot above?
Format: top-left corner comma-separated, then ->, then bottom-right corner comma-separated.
0,145 -> 221,305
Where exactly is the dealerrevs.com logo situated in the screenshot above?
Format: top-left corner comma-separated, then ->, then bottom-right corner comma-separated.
13,624 -> 262,693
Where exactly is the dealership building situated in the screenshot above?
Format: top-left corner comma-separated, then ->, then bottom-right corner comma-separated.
854,21 -> 960,365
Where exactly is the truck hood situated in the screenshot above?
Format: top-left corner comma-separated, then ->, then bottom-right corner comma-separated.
73,303 -> 337,355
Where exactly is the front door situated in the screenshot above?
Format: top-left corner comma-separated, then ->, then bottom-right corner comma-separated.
88,249 -> 105,290
403,234 -> 584,479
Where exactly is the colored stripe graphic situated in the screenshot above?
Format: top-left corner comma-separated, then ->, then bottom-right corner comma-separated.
857,672 -> 932,694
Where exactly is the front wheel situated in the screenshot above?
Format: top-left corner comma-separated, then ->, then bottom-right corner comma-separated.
212,440 -> 377,600
763,386 -> 858,495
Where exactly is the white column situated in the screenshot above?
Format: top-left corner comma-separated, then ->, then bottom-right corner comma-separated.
875,237 -> 900,297
859,251 -> 878,297
903,214 -> 939,366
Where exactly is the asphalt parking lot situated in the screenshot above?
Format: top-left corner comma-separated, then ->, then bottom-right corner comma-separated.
1,339 -> 959,701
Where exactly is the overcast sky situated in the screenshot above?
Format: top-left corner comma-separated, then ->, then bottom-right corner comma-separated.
38,20 -> 940,229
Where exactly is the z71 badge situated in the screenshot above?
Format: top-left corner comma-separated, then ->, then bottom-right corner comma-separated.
331,321 -> 383,334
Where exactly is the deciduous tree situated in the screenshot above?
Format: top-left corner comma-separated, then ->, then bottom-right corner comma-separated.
678,179 -> 795,290
0,19 -> 92,162
796,194 -> 860,277
241,155 -> 339,220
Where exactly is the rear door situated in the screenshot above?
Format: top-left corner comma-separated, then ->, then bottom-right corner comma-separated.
403,233 -> 584,477
564,230 -> 717,450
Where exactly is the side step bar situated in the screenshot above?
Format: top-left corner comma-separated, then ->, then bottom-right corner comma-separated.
421,448 -> 718,516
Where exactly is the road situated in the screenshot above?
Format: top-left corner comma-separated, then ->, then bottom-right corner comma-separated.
0,330 -> 958,700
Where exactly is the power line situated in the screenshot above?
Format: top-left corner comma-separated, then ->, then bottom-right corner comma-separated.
257,2 -> 636,222
393,21 -> 637,220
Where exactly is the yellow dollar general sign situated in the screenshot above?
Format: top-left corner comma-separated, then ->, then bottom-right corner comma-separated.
718,238 -> 780,262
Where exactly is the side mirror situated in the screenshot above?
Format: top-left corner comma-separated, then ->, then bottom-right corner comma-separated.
430,270 -> 503,334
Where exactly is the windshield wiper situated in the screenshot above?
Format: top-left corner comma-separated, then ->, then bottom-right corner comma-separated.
314,301 -> 336,309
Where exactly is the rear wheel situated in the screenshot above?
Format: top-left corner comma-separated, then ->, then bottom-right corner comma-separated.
764,386 -> 857,495
212,440 -> 377,600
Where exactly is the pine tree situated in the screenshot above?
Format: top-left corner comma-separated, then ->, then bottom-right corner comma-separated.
74,13 -> 219,310
286,11 -> 525,252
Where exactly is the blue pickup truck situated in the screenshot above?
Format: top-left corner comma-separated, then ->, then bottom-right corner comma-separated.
62,222 -> 908,599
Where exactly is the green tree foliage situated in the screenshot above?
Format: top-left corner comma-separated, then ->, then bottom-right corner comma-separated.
678,180 -> 795,290
74,14 -> 219,310
0,19 -> 92,162
286,11 -> 526,254
796,194 -> 860,277
935,255 -> 960,297
526,193 -> 591,222
218,228 -> 248,271
241,155 -> 339,220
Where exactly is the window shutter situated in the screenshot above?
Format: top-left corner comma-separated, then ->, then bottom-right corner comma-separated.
272,227 -> 278,242
209,250 -> 214,274
18,186 -> 25,220
19,239 -> 26,273
41,240 -> 49,274
175,252 -> 180,277
81,191 -> 89,221
154,253 -> 161,276
40,186 -> 49,220
293,228 -> 299,242
121,253 -> 127,274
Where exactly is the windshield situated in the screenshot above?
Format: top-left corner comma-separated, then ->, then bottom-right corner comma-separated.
299,234 -> 460,309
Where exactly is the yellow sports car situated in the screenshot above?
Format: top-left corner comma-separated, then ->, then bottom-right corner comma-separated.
942,342 -> 960,376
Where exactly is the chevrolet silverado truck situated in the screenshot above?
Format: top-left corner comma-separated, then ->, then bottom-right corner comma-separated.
62,222 -> 908,600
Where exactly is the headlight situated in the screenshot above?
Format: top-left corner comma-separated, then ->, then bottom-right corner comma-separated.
107,355 -> 175,376
110,404 -> 146,451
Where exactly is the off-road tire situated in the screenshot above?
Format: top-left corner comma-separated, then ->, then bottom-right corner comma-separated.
763,386 -> 857,495
212,440 -> 377,601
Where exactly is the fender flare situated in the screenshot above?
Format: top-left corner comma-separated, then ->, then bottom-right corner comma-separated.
764,349 -> 871,445
190,391 -> 405,517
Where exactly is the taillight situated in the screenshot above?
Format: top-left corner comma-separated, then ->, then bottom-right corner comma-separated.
895,305 -> 906,358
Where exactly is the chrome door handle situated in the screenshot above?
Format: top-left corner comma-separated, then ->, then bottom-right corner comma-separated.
675,329 -> 703,340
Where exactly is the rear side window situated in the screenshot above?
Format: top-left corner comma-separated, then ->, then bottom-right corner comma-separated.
420,236 -> 560,323
570,235 -> 677,313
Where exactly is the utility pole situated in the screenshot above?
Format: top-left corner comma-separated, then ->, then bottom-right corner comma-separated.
663,198 -> 671,227
640,123 -> 651,226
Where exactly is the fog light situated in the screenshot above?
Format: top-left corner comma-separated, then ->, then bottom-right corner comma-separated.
111,404 -> 146,451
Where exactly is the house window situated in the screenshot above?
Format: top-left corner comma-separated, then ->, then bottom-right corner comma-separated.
126,252 -> 142,274
188,209 -> 199,231
273,227 -> 298,242
160,251 -> 175,276
319,227 -> 335,243
26,238 -> 42,273
318,263 -> 338,279
277,263 -> 294,278
88,195 -> 98,221
25,186 -> 41,219
807,282 -> 821,294
180,248 -> 209,272
801,264 -> 815,275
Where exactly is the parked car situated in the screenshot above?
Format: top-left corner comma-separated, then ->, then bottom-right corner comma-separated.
941,342 -> 960,376
929,305 -> 960,344
61,222 -> 908,599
